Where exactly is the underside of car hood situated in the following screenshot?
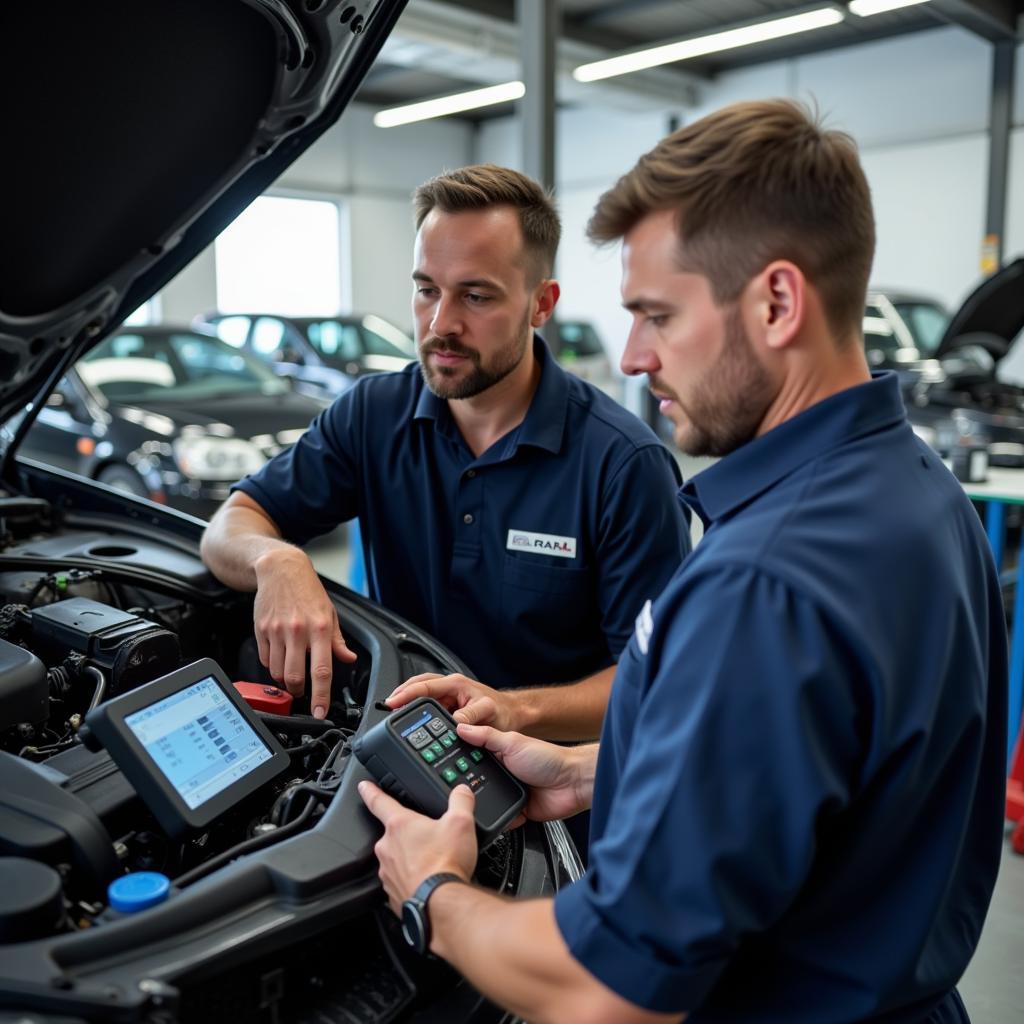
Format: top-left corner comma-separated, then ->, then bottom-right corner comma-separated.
936,257 -> 1024,361
0,0 -> 406,433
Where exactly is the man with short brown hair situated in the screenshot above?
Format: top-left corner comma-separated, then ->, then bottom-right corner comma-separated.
361,101 -> 1006,1024
201,163 -> 688,741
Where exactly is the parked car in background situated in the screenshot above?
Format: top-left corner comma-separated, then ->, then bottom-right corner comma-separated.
891,260 -> 1024,466
21,326 -> 327,520
551,319 -> 620,400
196,311 -> 415,401
862,289 -> 949,369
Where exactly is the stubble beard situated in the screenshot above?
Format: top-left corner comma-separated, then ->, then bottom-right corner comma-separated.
419,310 -> 532,400
666,305 -> 775,458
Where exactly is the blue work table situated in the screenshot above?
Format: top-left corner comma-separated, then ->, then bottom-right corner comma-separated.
962,468 -> 1024,768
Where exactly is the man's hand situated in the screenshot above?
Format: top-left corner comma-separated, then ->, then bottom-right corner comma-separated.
358,780 -> 477,913
387,672 -> 519,731
252,546 -> 356,718
457,724 -> 593,826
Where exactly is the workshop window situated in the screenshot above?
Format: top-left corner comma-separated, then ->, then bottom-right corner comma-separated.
214,196 -> 342,316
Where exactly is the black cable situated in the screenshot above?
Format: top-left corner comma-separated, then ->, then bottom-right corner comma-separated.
316,736 -> 351,785
174,800 -> 316,889
283,781 -> 342,826
256,711 -> 337,735
286,727 -> 345,757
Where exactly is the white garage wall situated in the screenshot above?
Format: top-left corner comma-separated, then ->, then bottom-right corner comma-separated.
477,109 -> 676,369
689,26 -> 1003,312
1008,128 -> 1024,260
160,103 -> 473,331
475,27 -> 1023,371
161,29 -> 1023,349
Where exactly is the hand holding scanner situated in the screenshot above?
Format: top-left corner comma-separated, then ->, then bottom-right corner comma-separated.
353,697 -> 525,847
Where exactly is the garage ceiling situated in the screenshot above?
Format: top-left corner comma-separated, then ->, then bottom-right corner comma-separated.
356,0 -> 1023,119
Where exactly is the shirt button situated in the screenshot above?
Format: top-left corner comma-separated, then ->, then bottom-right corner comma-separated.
463,513 -> 474,525
466,469 -> 476,478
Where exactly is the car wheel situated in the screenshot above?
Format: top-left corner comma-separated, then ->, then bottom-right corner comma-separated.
96,463 -> 150,498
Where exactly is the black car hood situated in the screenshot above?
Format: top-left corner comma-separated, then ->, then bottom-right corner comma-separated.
115,389 -> 325,437
0,0 -> 406,434
936,257 -> 1024,361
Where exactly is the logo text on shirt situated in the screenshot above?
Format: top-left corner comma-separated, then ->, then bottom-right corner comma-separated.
635,599 -> 653,655
506,529 -> 577,559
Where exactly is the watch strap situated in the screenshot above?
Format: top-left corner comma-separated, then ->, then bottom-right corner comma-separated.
412,871 -> 464,907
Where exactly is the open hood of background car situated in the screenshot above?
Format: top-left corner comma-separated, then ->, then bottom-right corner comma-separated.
0,0 -> 406,438
935,257 -> 1024,363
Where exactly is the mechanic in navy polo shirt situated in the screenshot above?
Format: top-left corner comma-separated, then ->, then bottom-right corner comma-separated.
361,102 -> 1007,1023
200,164 -> 689,734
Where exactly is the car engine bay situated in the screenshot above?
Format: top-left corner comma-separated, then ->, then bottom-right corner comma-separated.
0,483 -> 574,1023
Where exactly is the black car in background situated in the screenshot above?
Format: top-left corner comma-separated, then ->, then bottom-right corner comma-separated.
196,310 -> 415,401
21,326 -> 327,520
897,259 -> 1024,466
0,3 -> 580,1022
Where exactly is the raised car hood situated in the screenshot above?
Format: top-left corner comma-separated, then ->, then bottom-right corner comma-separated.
0,0 -> 406,433
936,257 -> 1024,361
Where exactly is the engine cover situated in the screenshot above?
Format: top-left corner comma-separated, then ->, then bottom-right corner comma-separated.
30,597 -> 180,696
0,636 -> 47,734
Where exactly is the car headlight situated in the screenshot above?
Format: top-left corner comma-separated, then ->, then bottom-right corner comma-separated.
172,436 -> 266,480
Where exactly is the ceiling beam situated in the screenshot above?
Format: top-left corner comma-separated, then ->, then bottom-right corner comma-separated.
575,0 -> 687,28
927,0 -> 1022,41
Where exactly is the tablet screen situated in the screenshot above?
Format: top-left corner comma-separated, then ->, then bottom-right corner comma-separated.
125,673 -> 273,810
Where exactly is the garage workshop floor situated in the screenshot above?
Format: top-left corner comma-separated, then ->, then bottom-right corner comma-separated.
306,467 -> 1024,1022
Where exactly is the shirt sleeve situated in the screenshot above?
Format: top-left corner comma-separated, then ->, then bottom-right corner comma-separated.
231,387 -> 362,546
555,564 -> 863,1013
594,443 -> 690,659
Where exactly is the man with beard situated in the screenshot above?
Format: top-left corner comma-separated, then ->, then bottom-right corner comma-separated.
361,102 -> 1006,1023
201,164 -> 689,735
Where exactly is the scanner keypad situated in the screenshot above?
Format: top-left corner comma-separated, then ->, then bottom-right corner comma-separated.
405,720 -> 488,791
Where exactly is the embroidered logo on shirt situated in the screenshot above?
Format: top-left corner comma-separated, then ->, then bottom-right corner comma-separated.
634,599 -> 653,655
506,529 -> 577,559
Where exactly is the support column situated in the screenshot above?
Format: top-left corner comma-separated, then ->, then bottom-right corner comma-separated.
517,0 -> 559,354
982,40 -> 1016,274
516,0 -> 558,192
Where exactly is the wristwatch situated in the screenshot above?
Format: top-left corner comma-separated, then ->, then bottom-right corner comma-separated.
400,872 -> 464,954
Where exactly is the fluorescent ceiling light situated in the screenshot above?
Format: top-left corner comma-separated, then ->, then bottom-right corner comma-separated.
374,81 -> 525,127
848,0 -> 932,15
573,7 -> 845,83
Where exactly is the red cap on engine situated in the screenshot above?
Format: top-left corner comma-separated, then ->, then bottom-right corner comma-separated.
232,681 -> 293,715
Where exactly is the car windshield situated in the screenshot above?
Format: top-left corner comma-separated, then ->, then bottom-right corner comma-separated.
892,302 -> 949,356
558,322 -> 604,358
302,317 -> 415,363
77,331 -> 288,403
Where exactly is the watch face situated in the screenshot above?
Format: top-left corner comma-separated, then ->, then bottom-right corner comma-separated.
401,899 -> 428,953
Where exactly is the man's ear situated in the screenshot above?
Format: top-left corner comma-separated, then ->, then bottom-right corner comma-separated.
747,261 -> 805,352
531,279 -> 560,328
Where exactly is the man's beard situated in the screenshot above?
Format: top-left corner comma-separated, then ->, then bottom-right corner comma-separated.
658,305 -> 775,458
418,311 -> 531,400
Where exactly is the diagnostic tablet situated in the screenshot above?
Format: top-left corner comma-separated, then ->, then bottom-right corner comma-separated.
81,658 -> 289,838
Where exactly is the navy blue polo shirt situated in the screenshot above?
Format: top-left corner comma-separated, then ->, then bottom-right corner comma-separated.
555,373 -> 1007,1021
234,338 -> 689,688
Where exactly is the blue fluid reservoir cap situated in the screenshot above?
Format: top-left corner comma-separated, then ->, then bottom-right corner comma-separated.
107,872 -> 171,914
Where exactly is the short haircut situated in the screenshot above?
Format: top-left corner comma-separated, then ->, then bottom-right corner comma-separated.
413,164 -> 561,284
588,99 -> 876,342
